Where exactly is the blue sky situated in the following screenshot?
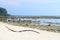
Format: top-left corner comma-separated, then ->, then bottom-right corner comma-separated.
0,0 -> 60,16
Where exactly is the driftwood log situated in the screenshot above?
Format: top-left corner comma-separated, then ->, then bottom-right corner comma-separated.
5,26 -> 40,34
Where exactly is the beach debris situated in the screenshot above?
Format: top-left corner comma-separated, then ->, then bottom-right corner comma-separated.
5,26 -> 40,34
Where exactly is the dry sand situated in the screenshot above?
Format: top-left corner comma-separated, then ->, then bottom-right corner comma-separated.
0,22 -> 60,40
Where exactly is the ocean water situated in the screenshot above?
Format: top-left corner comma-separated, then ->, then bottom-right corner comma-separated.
21,18 -> 60,23
39,19 -> 60,23
11,18 -> 60,23
38,19 -> 60,26
7,18 -> 60,26
21,18 -> 60,26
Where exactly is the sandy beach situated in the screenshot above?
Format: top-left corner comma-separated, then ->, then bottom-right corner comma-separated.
0,22 -> 60,40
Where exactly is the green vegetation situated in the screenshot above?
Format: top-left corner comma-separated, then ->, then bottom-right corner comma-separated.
0,7 -> 10,21
0,7 -> 10,16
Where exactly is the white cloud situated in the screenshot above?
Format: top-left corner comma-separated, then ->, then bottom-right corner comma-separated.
0,0 -> 56,8
0,0 -> 56,7
0,0 -> 22,8
22,0 -> 56,3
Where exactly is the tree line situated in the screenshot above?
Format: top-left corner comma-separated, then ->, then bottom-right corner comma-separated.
0,7 -> 10,21
0,7 -> 10,16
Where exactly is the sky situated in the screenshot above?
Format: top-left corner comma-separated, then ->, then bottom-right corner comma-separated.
0,0 -> 60,16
